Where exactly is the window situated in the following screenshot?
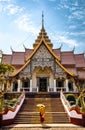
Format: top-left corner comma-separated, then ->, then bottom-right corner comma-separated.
56,79 -> 64,87
68,82 -> 73,91
22,78 -> 30,88
13,82 -> 18,91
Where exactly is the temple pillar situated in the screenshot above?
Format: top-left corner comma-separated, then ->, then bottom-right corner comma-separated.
2,84 -> 4,91
73,82 -> 76,92
49,74 -> 54,92
66,79 -> 69,92
17,79 -> 20,92
10,82 -> 13,92
54,79 -> 56,92
6,81 -> 9,92
30,79 -> 32,92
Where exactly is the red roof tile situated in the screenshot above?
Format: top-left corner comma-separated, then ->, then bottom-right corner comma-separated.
78,70 -> 85,79
2,54 -> 12,64
61,51 -> 76,65
75,54 -> 85,68
11,52 -> 25,65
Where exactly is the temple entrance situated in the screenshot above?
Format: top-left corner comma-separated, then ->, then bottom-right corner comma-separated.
39,77 -> 47,92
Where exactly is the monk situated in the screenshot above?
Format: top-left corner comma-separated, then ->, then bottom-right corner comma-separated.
39,105 -> 45,124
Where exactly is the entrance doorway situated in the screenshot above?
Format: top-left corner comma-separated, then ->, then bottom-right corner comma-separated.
39,77 -> 47,92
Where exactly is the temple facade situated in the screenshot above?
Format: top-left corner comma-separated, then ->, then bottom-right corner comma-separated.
1,19 -> 85,93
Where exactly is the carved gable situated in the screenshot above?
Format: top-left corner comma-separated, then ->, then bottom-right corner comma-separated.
31,43 -> 55,72
33,43 -> 53,59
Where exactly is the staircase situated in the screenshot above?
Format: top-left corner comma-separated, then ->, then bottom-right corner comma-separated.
14,94 -> 70,124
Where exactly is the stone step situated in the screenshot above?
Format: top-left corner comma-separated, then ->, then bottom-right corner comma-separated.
14,97 -> 70,124
25,92 -> 60,98
14,114 -> 69,124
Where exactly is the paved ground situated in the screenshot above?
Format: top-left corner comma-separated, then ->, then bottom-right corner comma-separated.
1,124 -> 85,130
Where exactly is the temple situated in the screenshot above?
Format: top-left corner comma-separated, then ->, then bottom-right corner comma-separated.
1,15 -> 85,93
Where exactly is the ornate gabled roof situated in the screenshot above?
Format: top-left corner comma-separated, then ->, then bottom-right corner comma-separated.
26,37 -> 59,61
12,37 -> 74,77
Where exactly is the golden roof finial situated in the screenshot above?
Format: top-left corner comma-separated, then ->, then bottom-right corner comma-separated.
42,11 -> 44,30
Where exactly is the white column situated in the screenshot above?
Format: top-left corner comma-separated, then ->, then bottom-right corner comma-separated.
73,82 -> 76,92
10,82 -> 13,92
63,80 -> 66,92
18,79 -> 20,92
54,79 -> 56,92
30,79 -> 32,92
2,84 -> 4,91
66,79 -> 69,92
20,80 -> 23,90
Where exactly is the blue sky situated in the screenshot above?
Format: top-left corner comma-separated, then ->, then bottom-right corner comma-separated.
0,0 -> 85,54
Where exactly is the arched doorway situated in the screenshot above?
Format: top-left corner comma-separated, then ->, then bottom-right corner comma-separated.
33,66 -> 52,92
37,77 -> 48,92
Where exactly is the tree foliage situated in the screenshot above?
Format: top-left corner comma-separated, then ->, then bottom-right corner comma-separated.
0,63 -> 15,84
0,63 -> 14,74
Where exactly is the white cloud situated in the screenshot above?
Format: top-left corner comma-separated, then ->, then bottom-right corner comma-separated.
51,33 -> 78,48
14,14 -> 40,35
70,31 -> 85,36
58,36 -> 78,47
0,0 -> 10,1
4,4 -> 24,15
68,6 -> 85,21
83,21 -> 85,24
74,1 -> 79,6
57,3 -> 69,10
69,25 -> 76,29
0,4 -> 3,11
72,10 -> 84,19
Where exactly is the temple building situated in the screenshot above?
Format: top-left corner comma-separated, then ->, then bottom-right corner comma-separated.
1,15 -> 85,93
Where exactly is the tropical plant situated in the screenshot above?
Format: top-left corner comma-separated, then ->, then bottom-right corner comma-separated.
76,88 -> 85,113
0,63 -> 15,90
66,94 -> 76,105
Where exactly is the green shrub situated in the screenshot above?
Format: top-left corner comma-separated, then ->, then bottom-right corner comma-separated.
66,94 -> 76,105
76,98 -> 81,107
